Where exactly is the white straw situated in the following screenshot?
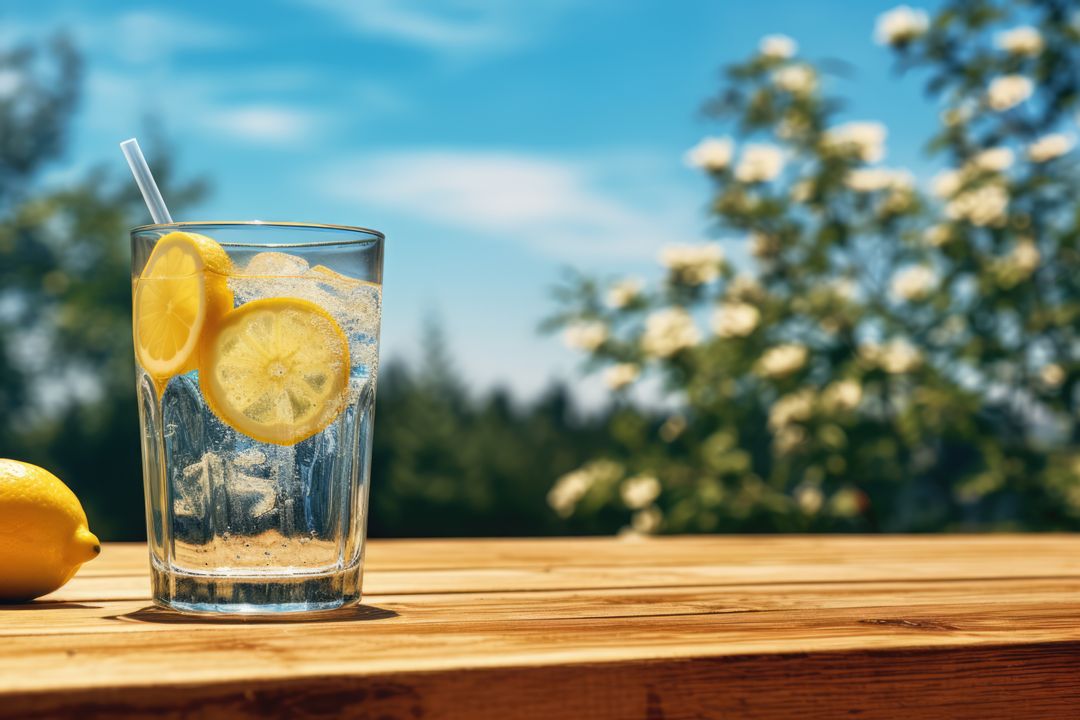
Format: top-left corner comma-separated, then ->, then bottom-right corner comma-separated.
120,138 -> 173,225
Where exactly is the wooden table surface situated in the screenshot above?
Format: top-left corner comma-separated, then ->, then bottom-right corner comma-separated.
3,535 -> 1080,719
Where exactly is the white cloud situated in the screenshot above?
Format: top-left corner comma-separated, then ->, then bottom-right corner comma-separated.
323,149 -> 702,262
4,10 -> 237,64
105,11 -> 238,63
294,0 -> 576,54
202,105 -> 322,145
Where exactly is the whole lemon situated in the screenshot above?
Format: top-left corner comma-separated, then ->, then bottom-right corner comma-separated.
0,459 -> 100,602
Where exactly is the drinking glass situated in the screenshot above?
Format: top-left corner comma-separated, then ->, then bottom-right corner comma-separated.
130,222 -> 384,614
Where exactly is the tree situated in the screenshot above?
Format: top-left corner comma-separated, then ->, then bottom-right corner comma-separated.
549,0 -> 1080,533
0,36 -> 206,538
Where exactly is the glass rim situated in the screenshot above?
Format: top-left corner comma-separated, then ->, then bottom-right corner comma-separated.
131,220 -> 385,246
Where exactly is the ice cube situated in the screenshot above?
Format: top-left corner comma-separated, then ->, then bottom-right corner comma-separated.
240,251 -> 310,277
175,452 -> 222,517
229,251 -> 313,305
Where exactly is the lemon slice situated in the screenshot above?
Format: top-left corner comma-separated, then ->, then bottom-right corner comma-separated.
199,297 -> 351,446
133,232 -> 233,384
309,264 -> 378,287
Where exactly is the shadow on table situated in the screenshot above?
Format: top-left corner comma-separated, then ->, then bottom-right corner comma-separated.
0,602 -> 102,610
112,603 -> 398,625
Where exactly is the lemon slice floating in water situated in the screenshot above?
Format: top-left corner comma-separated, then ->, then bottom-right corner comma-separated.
199,297 -> 351,446
133,231 -> 233,385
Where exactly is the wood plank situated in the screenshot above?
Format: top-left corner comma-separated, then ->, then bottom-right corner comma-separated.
5,536 -> 1080,719
81,535 -> 1080,573
39,535 -> 1080,603
4,596 -> 1080,692
7,643 -> 1080,720
8,577 -> 1080,636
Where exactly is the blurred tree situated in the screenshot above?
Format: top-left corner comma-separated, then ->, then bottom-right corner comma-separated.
369,316 -> 631,537
0,35 -> 624,539
549,0 -> 1080,534
0,35 -> 206,538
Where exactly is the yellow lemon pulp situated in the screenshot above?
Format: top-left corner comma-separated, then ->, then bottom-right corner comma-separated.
0,459 -> 100,602
133,231 -> 233,386
199,297 -> 351,446
309,264 -> 381,289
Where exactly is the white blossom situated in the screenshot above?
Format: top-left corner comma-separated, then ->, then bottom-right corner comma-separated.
822,379 -> 863,412
790,179 -> 814,204
756,343 -> 809,378
987,75 -> 1033,111
923,224 -> 952,247
772,65 -> 816,95
759,34 -> 797,59
996,26 -> 1044,56
822,122 -> 887,163
875,5 -> 930,46
862,338 -> 922,374
931,168 -> 964,198
890,265 -> 938,302
621,475 -> 661,510
946,184 -> 1009,226
631,505 -> 663,534
641,307 -> 701,358
712,302 -> 761,338
563,320 -> 608,352
735,143 -> 785,183
969,147 -> 1014,173
1040,363 -> 1065,388
795,484 -> 824,515
825,278 -> 856,303
685,136 -> 734,171
774,426 -> 807,455
606,277 -> 644,308
548,461 -> 623,517
768,389 -> 815,431
845,167 -> 913,193
547,469 -> 594,517
1028,134 -> 1074,163
659,243 -> 724,285
1011,239 -> 1041,275
604,363 -> 640,391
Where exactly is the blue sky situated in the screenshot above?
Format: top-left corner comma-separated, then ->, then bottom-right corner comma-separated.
5,0 -> 943,404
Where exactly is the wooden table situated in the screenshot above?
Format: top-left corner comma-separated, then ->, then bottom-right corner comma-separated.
3,536 -> 1080,719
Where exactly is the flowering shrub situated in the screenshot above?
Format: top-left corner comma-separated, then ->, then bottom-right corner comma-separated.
548,0 -> 1080,534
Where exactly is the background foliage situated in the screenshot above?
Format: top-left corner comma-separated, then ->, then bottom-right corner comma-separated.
4,0 -> 1080,540
0,37 -> 627,540
551,0 -> 1080,534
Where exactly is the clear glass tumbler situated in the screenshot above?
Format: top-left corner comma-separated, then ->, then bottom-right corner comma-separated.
130,222 -> 384,614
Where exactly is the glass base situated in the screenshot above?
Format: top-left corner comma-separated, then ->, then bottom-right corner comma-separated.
152,563 -> 362,615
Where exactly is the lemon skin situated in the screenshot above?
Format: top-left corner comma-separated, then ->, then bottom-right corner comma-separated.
0,459 -> 100,602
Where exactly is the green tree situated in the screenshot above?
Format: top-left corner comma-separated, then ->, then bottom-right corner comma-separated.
0,36 -> 205,539
549,0 -> 1080,534
369,317 -> 632,536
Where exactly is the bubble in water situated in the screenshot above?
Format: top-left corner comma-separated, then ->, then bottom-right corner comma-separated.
233,448 -> 266,469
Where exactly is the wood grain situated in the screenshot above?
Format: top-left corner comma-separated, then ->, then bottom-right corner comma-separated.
3,536 -> 1080,719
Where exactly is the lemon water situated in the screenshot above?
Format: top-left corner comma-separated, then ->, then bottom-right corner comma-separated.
132,225 -> 383,615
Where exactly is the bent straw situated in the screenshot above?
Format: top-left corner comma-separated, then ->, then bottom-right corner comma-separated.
120,138 -> 173,224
